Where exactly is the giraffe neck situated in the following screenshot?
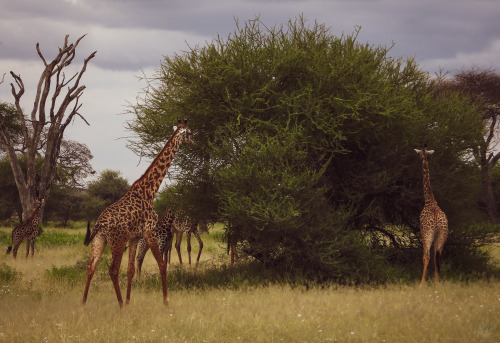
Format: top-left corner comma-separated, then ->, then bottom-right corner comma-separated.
129,129 -> 182,202
421,156 -> 436,205
29,202 -> 43,226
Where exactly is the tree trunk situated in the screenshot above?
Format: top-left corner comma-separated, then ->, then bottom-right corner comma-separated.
481,165 -> 499,222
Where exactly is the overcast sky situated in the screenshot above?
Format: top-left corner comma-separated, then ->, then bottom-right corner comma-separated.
1,0 -> 499,185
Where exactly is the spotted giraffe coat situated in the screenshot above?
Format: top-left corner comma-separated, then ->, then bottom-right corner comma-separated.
6,199 -> 45,259
136,207 -> 174,276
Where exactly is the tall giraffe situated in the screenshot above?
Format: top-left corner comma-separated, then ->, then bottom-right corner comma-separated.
414,146 -> 448,286
6,199 -> 45,259
81,119 -> 194,308
136,206 -> 174,277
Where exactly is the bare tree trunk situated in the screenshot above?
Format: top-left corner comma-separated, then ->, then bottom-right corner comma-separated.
0,35 -> 96,222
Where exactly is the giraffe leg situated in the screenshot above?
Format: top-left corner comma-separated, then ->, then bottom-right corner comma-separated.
420,243 -> 431,287
186,231 -> 192,265
30,238 -> 35,258
174,231 -> 183,265
82,233 -> 106,307
144,233 -> 168,305
109,242 -> 127,308
136,239 -> 149,277
166,234 -> 174,267
125,238 -> 139,305
194,231 -> 203,266
230,244 -> 238,265
433,229 -> 448,284
25,239 -> 31,258
12,242 -> 20,259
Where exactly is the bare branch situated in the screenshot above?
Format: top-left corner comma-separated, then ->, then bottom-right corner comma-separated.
3,34 -> 96,221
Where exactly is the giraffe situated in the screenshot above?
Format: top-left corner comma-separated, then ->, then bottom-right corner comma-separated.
167,215 -> 209,267
81,119 -> 194,308
135,206 -> 174,277
226,222 -> 239,265
414,146 -> 448,286
6,199 -> 45,259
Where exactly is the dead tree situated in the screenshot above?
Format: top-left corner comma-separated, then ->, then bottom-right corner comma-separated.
0,34 -> 96,221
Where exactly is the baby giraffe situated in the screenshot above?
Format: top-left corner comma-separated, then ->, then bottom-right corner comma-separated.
6,199 -> 45,259
414,147 -> 448,286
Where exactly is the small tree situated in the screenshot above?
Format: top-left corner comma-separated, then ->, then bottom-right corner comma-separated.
0,35 -> 96,221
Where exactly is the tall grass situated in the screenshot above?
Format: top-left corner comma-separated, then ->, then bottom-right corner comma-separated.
0,226 -> 499,342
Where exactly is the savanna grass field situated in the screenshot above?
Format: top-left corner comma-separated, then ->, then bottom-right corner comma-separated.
0,224 -> 499,343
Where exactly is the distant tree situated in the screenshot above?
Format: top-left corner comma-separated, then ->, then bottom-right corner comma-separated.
436,67 -> 500,222
43,184 -> 85,226
0,35 -> 96,221
82,169 -> 129,221
0,156 -> 21,221
0,143 -> 94,224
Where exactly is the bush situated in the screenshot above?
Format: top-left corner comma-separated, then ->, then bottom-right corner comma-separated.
0,263 -> 20,282
44,265 -> 85,285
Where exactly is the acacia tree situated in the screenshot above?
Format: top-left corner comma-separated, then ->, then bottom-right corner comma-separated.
127,17 -> 486,280
0,35 -> 96,221
437,68 -> 500,221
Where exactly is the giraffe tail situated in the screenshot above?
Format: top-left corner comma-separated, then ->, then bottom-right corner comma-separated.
6,246 -> 12,254
84,221 -> 92,246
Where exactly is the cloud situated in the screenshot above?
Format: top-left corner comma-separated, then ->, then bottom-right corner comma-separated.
1,0 -> 499,182
422,39 -> 500,75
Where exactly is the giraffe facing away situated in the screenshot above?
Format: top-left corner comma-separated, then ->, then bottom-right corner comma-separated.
135,206 -> 174,277
81,120 -> 194,308
6,199 -> 45,259
414,146 -> 448,286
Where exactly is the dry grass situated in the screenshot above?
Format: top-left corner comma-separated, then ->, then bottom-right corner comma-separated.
0,226 -> 499,343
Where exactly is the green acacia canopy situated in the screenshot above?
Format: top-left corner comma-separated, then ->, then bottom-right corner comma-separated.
126,16 -> 484,280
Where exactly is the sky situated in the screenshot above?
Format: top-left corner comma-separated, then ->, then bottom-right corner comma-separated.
1,0 -> 499,185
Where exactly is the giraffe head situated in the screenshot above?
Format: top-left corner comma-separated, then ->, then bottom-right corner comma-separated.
414,146 -> 434,161
173,119 -> 195,146
35,199 -> 45,208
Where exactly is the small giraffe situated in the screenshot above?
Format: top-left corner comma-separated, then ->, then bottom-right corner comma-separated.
226,222 -> 239,265
136,207 -> 174,277
82,119 -> 194,308
414,146 -> 448,286
167,215 -> 209,267
6,199 -> 45,259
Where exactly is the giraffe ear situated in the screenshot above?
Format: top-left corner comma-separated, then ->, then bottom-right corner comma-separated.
427,150 -> 435,155
173,126 -> 178,131
414,149 -> 422,153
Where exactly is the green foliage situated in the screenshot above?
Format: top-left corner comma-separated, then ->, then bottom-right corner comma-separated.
36,230 -> 85,246
0,102 -> 22,145
44,264 -> 85,285
0,156 -> 22,221
128,16 -> 490,281
82,169 -> 130,221
0,263 -> 20,282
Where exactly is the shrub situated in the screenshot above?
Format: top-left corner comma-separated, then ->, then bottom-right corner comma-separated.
0,263 -> 20,282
